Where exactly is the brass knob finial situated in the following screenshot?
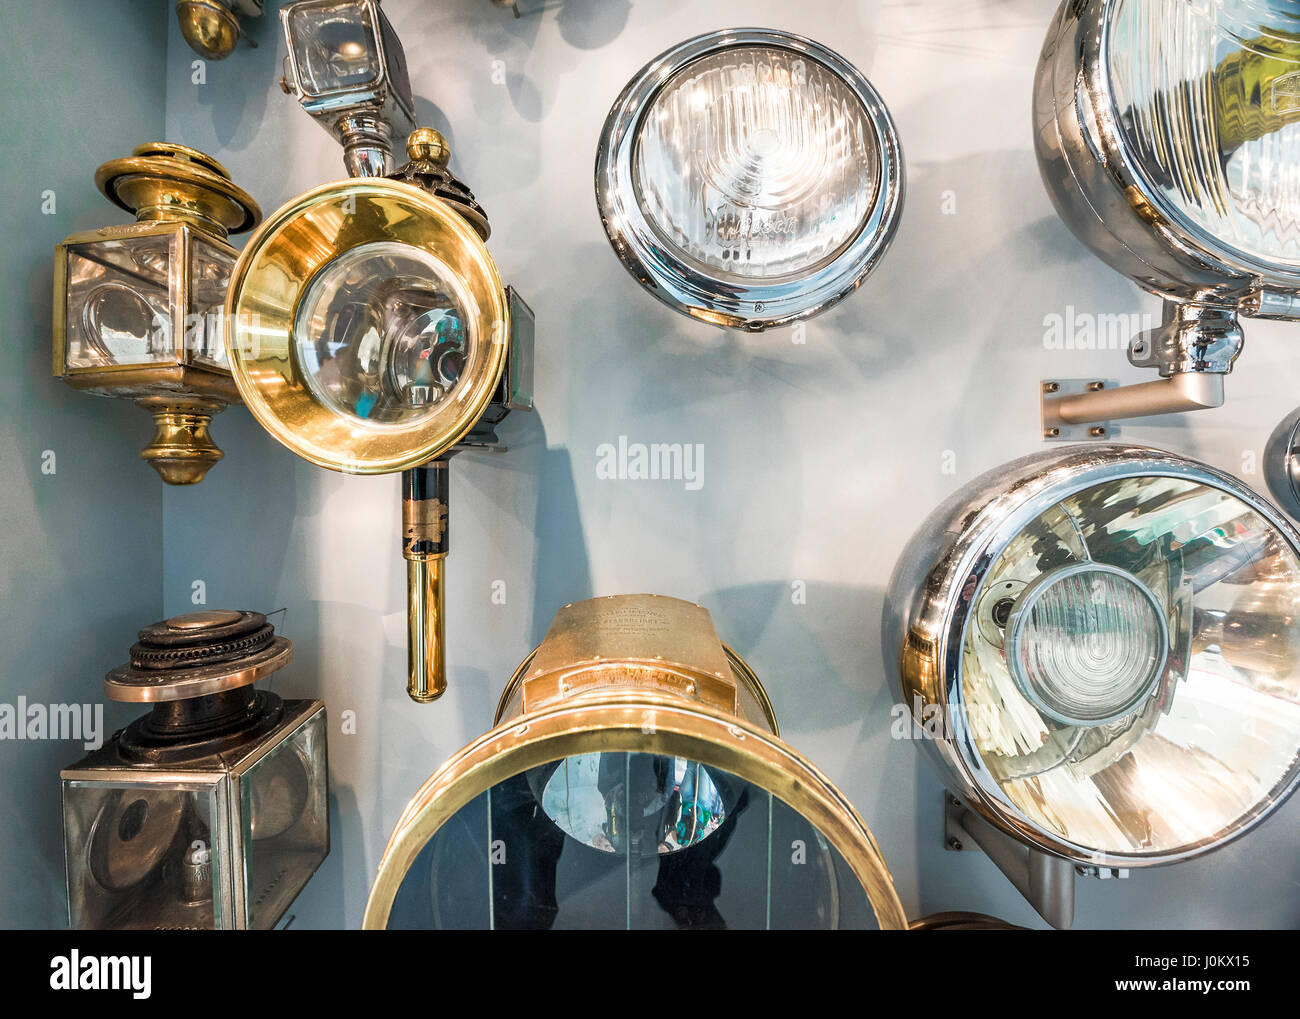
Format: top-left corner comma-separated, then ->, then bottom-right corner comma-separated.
407,127 -> 450,168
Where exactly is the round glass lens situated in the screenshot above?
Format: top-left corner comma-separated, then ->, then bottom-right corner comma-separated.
385,752 -> 879,930
962,474 -> 1300,857
532,752 -> 729,855
1108,0 -> 1300,267
1008,564 -> 1168,725
633,44 -> 879,280
293,241 -> 474,426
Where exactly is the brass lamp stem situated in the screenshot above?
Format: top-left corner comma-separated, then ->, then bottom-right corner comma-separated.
402,461 -> 450,702
137,396 -> 226,486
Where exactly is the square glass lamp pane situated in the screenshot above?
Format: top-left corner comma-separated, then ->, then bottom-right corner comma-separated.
63,779 -> 220,930
239,710 -> 328,929
64,234 -> 178,370
188,234 -> 235,369
289,2 -> 381,96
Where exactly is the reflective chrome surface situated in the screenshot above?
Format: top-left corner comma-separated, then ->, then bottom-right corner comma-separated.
885,444 -> 1300,868
1035,0 -> 1300,305
596,28 -> 904,331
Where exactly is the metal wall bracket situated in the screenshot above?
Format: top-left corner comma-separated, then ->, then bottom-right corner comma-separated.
1041,379 -> 1117,441
1039,299 -> 1239,440
944,794 -> 1076,929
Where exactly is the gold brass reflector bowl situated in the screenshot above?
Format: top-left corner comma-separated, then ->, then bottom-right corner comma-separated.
363,595 -> 907,930
224,177 -> 508,473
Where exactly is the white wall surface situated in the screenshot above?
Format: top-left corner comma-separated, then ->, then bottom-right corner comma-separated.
131,0 -> 1300,929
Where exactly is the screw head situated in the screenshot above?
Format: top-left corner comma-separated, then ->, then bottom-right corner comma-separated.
1045,427 -> 1061,439
946,838 -> 964,852
1044,382 -> 1060,394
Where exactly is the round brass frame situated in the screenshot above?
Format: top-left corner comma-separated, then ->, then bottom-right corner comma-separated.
361,689 -> 907,930
225,177 -> 509,474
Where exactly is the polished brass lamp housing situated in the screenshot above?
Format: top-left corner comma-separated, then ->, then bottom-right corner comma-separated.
61,610 -> 328,930
363,594 -> 908,930
1035,0 -> 1300,435
885,444 -> 1300,927
176,0 -> 264,60
53,143 -> 262,484
226,129 -> 534,704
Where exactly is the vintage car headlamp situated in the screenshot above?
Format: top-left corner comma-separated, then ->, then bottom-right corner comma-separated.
886,444 -> 1300,923
363,595 -> 908,930
53,143 -> 261,484
60,610 -> 328,929
595,28 -> 904,331
176,0 -> 264,61
1037,0 -> 1300,434
227,128 -> 534,705
278,0 -> 415,177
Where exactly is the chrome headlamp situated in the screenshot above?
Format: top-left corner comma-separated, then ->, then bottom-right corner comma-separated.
1036,0 -> 1300,433
595,28 -> 904,331
886,445 -> 1300,925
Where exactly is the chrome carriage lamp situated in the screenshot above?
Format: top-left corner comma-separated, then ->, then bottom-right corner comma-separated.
595,28 -> 904,331
278,0 -> 416,177
176,0 -> 264,61
53,143 -> 262,485
231,6 -> 535,707
60,611 -> 329,930
1036,0 -> 1300,437
886,445 -> 1300,928
363,594 -> 909,930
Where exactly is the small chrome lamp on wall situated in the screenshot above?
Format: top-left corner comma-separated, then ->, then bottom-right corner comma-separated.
229,3 -> 534,705
1036,0 -> 1300,438
60,611 -> 328,930
885,445 -> 1300,928
278,0 -> 416,177
53,143 -> 262,484
595,28 -> 904,331
176,0 -> 264,61
363,594 -> 909,930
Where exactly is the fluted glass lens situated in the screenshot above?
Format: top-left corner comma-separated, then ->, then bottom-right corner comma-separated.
293,241 -> 474,426
633,45 -> 878,280
1010,565 -> 1168,725
962,475 -> 1300,857
1108,0 -> 1300,265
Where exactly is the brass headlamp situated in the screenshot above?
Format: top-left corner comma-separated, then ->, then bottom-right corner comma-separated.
53,143 -> 262,484
226,126 -> 533,704
363,595 -> 908,930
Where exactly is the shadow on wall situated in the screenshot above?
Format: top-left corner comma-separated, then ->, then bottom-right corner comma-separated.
701,581 -> 894,734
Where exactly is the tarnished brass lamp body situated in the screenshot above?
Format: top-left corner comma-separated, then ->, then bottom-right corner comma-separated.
363,595 -> 908,930
53,143 -> 262,484
226,130 -> 534,704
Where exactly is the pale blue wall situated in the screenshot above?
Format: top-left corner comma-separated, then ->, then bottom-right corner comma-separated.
0,1 -> 169,927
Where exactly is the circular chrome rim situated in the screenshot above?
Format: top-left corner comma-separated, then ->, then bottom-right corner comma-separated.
594,27 -> 904,331
931,445 -> 1300,868
224,177 -> 508,475
1004,560 -> 1170,726
362,691 -> 907,930
1089,0 -> 1300,288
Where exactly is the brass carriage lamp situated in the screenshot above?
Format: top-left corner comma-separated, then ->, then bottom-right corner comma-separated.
53,143 -> 262,484
278,0 -> 416,177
